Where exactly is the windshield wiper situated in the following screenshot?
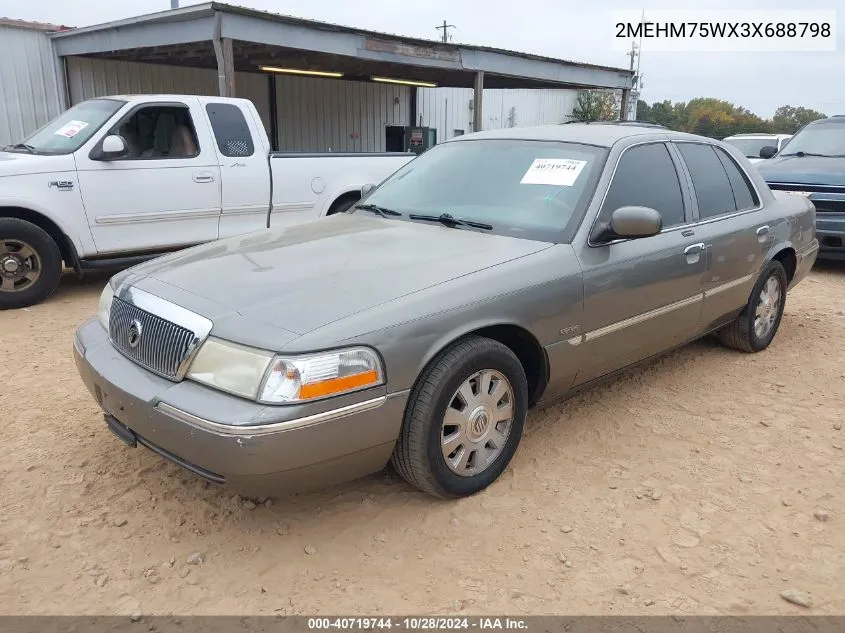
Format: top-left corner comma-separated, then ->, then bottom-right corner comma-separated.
408,212 -> 493,231
354,203 -> 402,218
780,151 -> 831,157
5,143 -> 36,154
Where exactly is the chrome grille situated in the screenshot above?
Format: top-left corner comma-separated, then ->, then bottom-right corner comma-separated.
109,297 -> 198,380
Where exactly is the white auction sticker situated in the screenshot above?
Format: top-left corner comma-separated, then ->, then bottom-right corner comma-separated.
520,158 -> 587,187
54,120 -> 89,138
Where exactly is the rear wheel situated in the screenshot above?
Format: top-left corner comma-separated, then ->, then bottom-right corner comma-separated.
717,260 -> 787,353
0,218 -> 62,310
391,336 -> 528,498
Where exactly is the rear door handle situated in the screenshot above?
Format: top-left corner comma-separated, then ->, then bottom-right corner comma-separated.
684,242 -> 705,264
756,225 -> 770,242
192,172 -> 215,183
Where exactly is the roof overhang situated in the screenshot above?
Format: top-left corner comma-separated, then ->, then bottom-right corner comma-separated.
50,2 -> 634,91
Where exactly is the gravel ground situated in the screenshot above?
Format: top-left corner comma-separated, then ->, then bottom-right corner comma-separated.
1,264 -> 843,616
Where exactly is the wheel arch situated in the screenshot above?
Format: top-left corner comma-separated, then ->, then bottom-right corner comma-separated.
322,187 -> 362,216
413,320 -> 550,407
0,206 -> 81,273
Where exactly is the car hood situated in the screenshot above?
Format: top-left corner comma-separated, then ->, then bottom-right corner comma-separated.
0,151 -> 76,177
757,155 -> 845,187
125,213 -> 553,335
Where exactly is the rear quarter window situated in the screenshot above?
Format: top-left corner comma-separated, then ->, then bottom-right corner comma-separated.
205,103 -> 255,157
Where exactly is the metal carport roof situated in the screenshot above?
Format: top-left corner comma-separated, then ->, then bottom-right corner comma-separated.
49,2 -> 635,127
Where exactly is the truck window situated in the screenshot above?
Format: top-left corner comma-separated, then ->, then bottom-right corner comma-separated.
110,105 -> 200,160
205,103 -> 255,157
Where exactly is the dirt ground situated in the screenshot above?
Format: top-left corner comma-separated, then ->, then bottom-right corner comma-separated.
0,264 -> 843,616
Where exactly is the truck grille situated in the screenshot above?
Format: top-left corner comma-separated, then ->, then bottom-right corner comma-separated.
109,297 -> 199,380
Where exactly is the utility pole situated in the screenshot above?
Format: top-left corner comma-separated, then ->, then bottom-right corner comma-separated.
625,10 -> 644,120
436,20 -> 455,43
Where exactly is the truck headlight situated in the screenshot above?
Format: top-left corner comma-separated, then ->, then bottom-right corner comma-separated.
97,283 -> 114,331
187,339 -> 384,404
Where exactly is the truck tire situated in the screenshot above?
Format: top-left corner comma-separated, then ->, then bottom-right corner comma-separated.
717,260 -> 788,353
0,218 -> 63,310
391,335 -> 528,498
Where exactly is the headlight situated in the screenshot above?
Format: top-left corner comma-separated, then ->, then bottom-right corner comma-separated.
97,283 -> 114,331
186,338 -> 384,404
187,338 -> 274,400
259,347 -> 384,404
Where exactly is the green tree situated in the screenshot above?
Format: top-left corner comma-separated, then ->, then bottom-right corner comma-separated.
572,90 -> 618,122
772,105 -> 827,134
635,99 -> 652,122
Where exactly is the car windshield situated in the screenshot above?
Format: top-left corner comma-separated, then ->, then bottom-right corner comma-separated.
723,137 -> 776,159
779,120 -> 845,157
10,99 -> 125,155
357,139 -> 607,242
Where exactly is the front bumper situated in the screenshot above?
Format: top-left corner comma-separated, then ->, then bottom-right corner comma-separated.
816,213 -> 845,261
73,318 -> 408,496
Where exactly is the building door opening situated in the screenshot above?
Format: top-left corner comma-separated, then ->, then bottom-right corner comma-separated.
385,125 -> 405,152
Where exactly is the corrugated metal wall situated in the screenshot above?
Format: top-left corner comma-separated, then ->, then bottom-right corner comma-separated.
66,57 -> 272,135
416,87 -> 578,142
274,75 -> 411,152
0,25 -> 63,146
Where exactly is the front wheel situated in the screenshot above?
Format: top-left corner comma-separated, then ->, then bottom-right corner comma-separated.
391,336 -> 528,498
0,218 -> 63,310
717,259 -> 788,353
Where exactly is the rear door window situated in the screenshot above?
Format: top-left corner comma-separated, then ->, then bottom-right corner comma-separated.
205,103 -> 255,157
676,143 -> 739,219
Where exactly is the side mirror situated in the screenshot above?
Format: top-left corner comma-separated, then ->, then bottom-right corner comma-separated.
594,206 -> 662,243
759,145 -> 778,159
361,183 -> 376,197
92,135 -> 128,161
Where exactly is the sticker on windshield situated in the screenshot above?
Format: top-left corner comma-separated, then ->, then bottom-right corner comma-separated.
54,120 -> 89,138
520,158 -> 587,187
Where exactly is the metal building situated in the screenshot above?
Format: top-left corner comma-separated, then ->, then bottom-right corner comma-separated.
0,18 -> 67,147
3,3 -> 634,151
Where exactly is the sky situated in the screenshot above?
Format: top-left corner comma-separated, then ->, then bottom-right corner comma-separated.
2,0 -> 843,118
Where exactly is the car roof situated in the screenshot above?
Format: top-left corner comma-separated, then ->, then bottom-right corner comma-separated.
448,123 -> 706,148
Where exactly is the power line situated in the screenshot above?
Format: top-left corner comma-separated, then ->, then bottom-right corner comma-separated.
436,20 -> 455,43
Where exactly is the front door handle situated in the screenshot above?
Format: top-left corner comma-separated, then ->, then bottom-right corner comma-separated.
192,172 -> 215,183
684,242 -> 705,264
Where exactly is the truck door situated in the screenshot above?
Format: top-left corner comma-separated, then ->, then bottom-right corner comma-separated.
75,100 -> 221,254
202,101 -> 272,239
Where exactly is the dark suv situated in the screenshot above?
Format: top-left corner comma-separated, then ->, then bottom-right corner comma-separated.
757,116 -> 845,261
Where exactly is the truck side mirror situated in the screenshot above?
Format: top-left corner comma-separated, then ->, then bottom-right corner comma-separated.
92,135 -> 128,161
361,183 -> 376,197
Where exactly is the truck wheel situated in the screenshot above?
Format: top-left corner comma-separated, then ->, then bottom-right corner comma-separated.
327,195 -> 359,215
717,260 -> 787,353
0,218 -> 63,310
391,335 -> 528,498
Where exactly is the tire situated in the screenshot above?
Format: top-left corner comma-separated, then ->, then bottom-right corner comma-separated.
327,195 -> 359,215
0,218 -> 63,310
391,335 -> 529,499
717,260 -> 788,353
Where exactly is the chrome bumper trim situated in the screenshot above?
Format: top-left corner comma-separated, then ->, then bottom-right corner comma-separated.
155,396 -> 387,437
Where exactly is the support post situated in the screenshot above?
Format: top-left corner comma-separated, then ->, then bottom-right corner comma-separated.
472,70 -> 484,132
620,88 -> 631,120
267,73 -> 278,151
212,12 -> 236,97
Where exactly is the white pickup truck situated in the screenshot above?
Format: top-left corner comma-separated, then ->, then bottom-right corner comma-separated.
0,94 -> 415,309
